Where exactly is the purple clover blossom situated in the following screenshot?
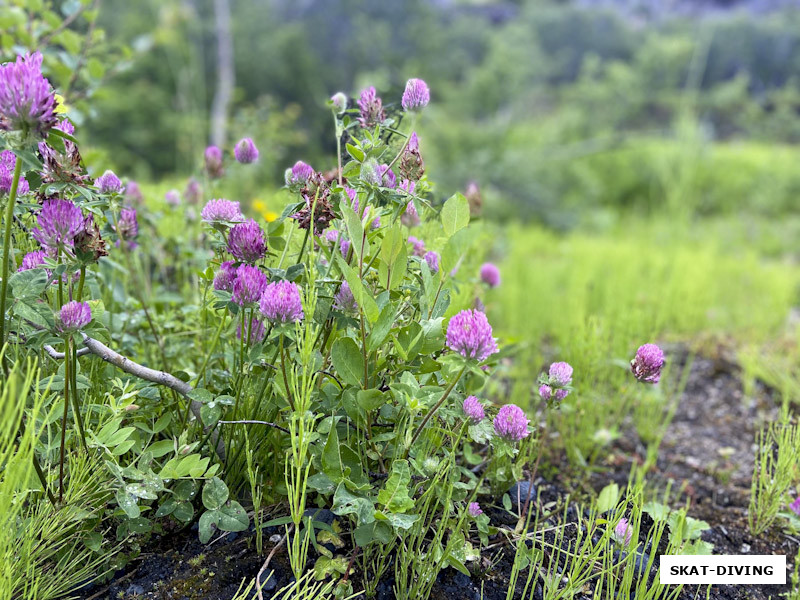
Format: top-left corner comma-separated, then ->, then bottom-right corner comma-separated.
116,208 -> 139,248
631,343 -> 665,384
468,502 -> 483,517
0,52 -> 58,138
287,160 -> 314,186
228,219 -> 267,263
205,145 -> 224,178
424,250 -> 440,274
407,131 -> 420,153
330,92 -> 348,114
0,150 -> 29,195
259,280 -> 304,324
237,315 -> 267,345
334,281 -> 358,313
232,265 -> 269,306
480,263 -> 501,288
357,86 -> 385,128
493,404 -> 530,442
401,78 -> 430,112
613,518 -> 633,546
462,396 -> 485,424
201,199 -> 245,223
539,384 -> 552,402
18,250 -> 47,271
790,496 -> 800,516
234,137 -> 259,164
408,235 -> 426,257
165,189 -> 180,207
399,179 -> 416,194
55,301 -> 91,334
549,362 -> 573,387
378,164 -> 396,188
54,118 -> 74,136
184,177 -> 202,205
339,238 -> 351,258
213,261 -> 237,292
31,198 -> 84,252
446,309 -> 499,362
125,180 -> 143,205
96,170 -> 122,194
401,199 -> 420,227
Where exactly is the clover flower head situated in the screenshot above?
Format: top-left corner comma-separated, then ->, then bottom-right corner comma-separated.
446,309 -> 499,362
232,264 -> 268,306
201,198 -> 244,223
234,137 -> 259,164
493,404 -> 529,442
31,198 -> 84,251
462,396 -> 485,423
96,169 -> 122,194
401,198 -> 420,227
539,384 -> 552,402
237,315 -> 267,345
357,86 -> 385,128
408,235 -> 426,257
287,160 -> 314,186
334,281 -> 358,313
55,301 -> 91,334
549,362 -> 573,387
165,189 -> 180,207
378,164 -> 396,188
213,260 -> 237,292
228,219 -> 267,263
0,52 -> 58,138
116,208 -> 139,247
424,250 -> 440,274
790,496 -> 800,516
631,343 -> 665,384
18,250 -> 47,271
613,518 -> 633,545
0,150 -> 29,195
204,145 -> 224,178
468,502 -> 483,517
259,280 -> 304,324
330,92 -> 348,114
125,180 -> 143,204
400,179 -> 416,194
480,262 -> 500,288
184,177 -> 202,205
401,78 -> 430,112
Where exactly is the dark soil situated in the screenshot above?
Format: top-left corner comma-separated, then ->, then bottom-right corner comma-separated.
75,353 -> 798,600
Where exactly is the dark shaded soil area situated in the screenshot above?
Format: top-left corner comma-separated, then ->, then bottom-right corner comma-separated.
75,353 -> 798,600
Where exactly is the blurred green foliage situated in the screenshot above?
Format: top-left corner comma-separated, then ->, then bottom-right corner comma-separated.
8,0 -> 800,222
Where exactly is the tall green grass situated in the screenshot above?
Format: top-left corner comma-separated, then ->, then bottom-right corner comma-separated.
488,220 -> 798,462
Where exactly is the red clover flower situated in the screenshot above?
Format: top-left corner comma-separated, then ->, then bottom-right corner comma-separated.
401,78 -> 430,112
227,219 -> 267,263
55,301 -> 91,334
234,137 -> 259,164
462,396 -> 485,423
493,404 -> 529,442
96,169 -> 122,194
631,343 -> 665,384
0,151 -> 29,195
480,262 -> 501,288
31,198 -> 84,253
231,264 -> 268,306
0,52 -> 58,139
201,199 -> 245,223
446,309 -> 499,362
259,280 -> 304,324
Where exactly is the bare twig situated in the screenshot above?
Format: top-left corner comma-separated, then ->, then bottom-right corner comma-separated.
218,420 -> 290,434
43,344 -> 90,359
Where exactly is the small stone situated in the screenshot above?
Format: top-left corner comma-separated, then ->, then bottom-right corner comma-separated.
740,543 -> 751,553
126,583 -> 145,596
508,480 -> 536,506
269,534 -> 282,543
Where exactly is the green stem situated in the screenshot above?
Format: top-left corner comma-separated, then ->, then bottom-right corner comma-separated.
59,335 -> 71,502
386,114 -> 417,171
68,338 -> 88,453
405,365 -> 467,458
279,334 -> 295,411
0,156 -> 22,355
76,266 -> 86,301
32,452 -> 57,507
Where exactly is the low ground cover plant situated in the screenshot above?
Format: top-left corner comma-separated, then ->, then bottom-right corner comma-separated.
1,46 -> 798,600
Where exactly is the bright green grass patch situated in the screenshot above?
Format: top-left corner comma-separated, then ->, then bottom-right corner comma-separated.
486,221 -> 798,462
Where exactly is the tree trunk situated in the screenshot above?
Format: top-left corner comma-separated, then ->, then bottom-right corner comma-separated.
210,0 -> 234,148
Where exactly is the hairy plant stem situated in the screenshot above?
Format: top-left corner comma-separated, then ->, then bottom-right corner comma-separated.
76,266 -> 86,301
405,365 -> 467,458
0,156 -> 21,360
68,337 -> 89,454
58,335 -> 71,502
279,334 -> 295,410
